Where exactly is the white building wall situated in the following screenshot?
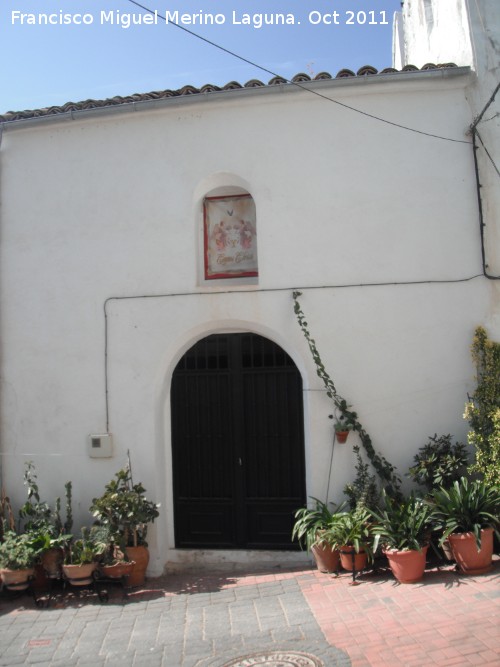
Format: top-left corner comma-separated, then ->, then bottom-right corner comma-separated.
394,0 -> 500,336
0,71 -> 490,573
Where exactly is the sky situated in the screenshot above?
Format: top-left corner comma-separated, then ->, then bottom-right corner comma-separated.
1,0 -> 402,113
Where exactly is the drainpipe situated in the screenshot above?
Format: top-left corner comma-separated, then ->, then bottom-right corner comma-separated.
469,82 -> 500,281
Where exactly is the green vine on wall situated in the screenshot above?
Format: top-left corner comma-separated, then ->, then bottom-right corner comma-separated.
292,291 -> 401,496
465,326 -> 500,488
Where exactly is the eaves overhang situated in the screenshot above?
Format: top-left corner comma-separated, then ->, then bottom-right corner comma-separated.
0,64 -> 472,131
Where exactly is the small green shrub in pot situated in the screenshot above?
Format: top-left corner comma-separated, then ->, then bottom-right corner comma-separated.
371,492 -> 433,553
324,507 -> 374,571
370,493 -> 433,583
0,531 -> 43,570
90,466 -> 160,548
427,477 -> 500,574
292,498 -> 347,551
292,498 -> 347,573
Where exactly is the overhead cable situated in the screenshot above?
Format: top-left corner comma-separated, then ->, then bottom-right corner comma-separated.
126,0 -> 471,145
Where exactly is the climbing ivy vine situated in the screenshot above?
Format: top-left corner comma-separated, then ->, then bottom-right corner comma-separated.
292,291 -> 401,496
465,326 -> 500,488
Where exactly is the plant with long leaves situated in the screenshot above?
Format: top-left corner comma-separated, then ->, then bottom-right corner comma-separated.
323,507 -> 375,560
292,498 -> 347,552
427,477 -> 500,548
371,491 -> 433,553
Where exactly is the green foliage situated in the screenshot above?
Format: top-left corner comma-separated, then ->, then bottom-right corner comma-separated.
465,326 -> 500,487
0,531 -> 44,570
371,492 -> 433,552
331,414 -> 355,433
408,434 -> 469,492
427,477 -> 500,548
90,467 -> 160,547
323,507 -> 374,559
343,445 -> 380,511
64,527 -> 105,565
18,462 -> 73,543
292,292 -> 401,497
0,490 -> 15,542
19,462 -> 52,532
292,498 -> 347,552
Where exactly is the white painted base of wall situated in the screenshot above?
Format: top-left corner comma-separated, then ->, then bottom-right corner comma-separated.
163,549 -> 312,573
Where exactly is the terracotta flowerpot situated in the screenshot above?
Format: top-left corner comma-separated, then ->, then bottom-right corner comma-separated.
384,545 -> 428,584
62,562 -> 97,585
311,543 -> 340,573
99,561 -> 135,579
335,431 -> 349,444
340,547 -> 367,572
448,528 -> 494,575
125,546 -> 149,586
41,547 -> 64,578
0,567 -> 34,591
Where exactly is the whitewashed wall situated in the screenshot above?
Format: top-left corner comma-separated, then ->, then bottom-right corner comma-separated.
394,0 -> 500,334
0,69 -> 489,573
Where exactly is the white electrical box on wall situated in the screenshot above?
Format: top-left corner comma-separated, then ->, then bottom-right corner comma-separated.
88,433 -> 113,458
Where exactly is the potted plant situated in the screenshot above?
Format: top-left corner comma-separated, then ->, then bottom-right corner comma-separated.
428,477 -> 500,575
0,530 -> 44,590
18,463 -> 73,581
90,525 -> 135,580
62,528 -> 104,585
90,465 -> 159,586
371,492 -> 433,583
325,507 -> 374,572
330,413 -> 356,444
292,498 -> 347,573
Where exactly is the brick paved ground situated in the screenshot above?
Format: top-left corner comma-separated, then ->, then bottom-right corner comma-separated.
0,557 -> 498,666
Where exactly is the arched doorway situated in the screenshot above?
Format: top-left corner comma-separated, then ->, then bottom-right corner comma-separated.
171,333 -> 306,549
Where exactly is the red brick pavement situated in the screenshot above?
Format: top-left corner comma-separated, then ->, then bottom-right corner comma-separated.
297,558 -> 500,667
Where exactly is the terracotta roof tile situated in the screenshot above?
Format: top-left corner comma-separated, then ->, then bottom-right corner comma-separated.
0,64 -> 459,124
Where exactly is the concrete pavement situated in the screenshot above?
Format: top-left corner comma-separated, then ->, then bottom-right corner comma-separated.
0,558 -> 498,666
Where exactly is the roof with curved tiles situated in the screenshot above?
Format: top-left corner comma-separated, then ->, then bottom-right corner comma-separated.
0,63 -> 459,123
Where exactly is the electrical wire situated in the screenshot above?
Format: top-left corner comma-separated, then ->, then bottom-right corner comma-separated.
126,0 -> 471,145
103,274 -> 483,429
476,130 -> 500,179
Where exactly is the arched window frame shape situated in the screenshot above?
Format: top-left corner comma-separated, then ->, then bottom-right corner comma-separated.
202,190 -> 258,281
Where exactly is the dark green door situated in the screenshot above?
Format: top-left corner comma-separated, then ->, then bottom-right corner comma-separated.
171,333 -> 306,549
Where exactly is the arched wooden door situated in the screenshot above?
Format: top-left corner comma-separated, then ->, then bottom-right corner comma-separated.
171,333 -> 306,549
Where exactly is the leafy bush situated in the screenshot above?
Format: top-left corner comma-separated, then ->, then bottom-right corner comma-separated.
344,445 -> 379,511
292,498 -> 347,551
408,434 -> 469,491
90,467 -> 159,547
371,492 -> 433,552
427,477 -> 500,548
0,531 -> 44,570
465,326 -> 500,488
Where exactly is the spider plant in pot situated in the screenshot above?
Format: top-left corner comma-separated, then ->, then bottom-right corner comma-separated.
427,476 -> 500,575
324,507 -> 374,572
371,492 -> 433,583
292,498 -> 347,573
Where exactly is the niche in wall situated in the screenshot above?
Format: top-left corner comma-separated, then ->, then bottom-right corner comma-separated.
203,188 -> 258,281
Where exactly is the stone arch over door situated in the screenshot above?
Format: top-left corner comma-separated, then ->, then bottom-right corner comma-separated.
170,332 -> 306,549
